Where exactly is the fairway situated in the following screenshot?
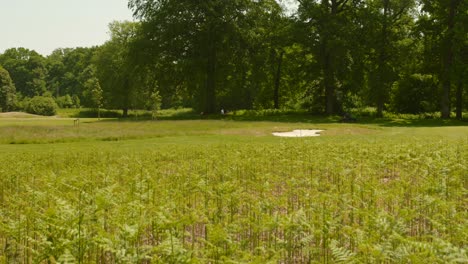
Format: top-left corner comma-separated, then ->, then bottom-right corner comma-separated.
0,116 -> 467,263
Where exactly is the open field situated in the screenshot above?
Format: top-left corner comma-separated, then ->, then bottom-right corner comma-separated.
0,113 -> 467,263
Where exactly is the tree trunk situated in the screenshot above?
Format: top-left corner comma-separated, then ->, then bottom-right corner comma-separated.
204,32 -> 217,114
122,108 -> 128,117
456,80 -> 463,119
322,0 -> 338,115
273,50 -> 284,109
324,72 -> 335,115
320,32 -> 336,115
441,68 -> 452,119
441,0 -> 458,119
241,67 -> 253,109
376,0 -> 389,118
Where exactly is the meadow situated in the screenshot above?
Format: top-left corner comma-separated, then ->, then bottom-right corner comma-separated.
0,110 -> 467,263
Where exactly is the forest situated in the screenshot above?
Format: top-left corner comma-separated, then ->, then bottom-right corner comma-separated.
0,0 -> 467,118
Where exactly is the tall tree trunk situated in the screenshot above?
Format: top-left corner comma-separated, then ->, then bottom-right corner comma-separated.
241,67 -> 253,109
376,0 -> 389,118
324,58 -> 336,115
441,0 -> 458,119
321,36 -> 336,115
273,50 -> 284,109
322,0 -> 339,115
122,78 -> 130,118
456,80 -> 463,119
204,32 -> 217,114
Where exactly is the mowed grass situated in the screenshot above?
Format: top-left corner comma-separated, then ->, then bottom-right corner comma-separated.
1,112 -> 467,146
0,116 -> 384,146
0,114 -> 467,263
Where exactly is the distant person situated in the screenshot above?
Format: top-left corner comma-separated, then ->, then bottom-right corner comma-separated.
221,108 -> 225,115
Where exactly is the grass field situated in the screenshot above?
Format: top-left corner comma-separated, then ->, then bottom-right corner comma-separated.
0,111 -> 467,263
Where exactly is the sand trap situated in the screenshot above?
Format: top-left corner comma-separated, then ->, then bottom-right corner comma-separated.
273,129 -> 324,137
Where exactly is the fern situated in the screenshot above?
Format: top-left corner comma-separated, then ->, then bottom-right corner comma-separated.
434,239 -> 468,263
330,239 -> 356,263
57,249 -> 76,264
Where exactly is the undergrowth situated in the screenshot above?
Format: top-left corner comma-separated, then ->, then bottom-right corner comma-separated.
0,137 -> 466,263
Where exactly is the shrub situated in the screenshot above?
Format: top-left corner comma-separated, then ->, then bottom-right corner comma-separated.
55,95 -> 74,108
391,74 -> 439,114
14,96 -> 29,111
76,108 -> 122,118
71,95 -> 81,108
25,96 -> 58,116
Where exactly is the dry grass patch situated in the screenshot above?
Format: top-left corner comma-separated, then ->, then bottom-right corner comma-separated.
0,111 -> 48,118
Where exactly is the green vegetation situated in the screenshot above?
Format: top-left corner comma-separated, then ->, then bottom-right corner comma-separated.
0,0 -> 466,262
24,96 -> 58,116
0,112 -> 466,262
0,66 -> 16,112
1,0 -> 466,118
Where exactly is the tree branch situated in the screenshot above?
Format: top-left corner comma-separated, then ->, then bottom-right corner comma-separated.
335,0 -> 351,13
391,4 -> 409,23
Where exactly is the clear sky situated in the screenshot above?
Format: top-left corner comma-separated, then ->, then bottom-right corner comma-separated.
0,0 -> 134,56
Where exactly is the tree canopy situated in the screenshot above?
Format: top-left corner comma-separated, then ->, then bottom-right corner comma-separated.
0,0 -> 466,118
0,65 -> 16,112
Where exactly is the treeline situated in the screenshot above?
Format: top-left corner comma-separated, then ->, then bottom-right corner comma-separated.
0,47 -> 96,114
1,0 -> 467,118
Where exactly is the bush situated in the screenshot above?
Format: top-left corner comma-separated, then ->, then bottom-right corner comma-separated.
391,74 -> 439,114
14,96 -> 29,111
75,109 -> 122,118
55,95 -> 74,108
71,95 -> 81,108
25,96 -> 58,116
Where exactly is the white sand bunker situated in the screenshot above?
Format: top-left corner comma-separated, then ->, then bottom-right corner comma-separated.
273,129 -> 324,137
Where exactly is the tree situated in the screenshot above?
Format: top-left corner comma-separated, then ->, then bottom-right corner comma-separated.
85,77 -> 103,119
149,90 -> 162,119
0,66 -> 16,112
453,0 -> 467,119
46,49 -> 66,98
298,0 -> 358,115
0,48 -> 48,97
94,21 -> 144,117
46,47 -> 97,106
129,0 -> 262,113
261,1 -> 294,109
365,0 -> 415,117
419,0 -> 466,119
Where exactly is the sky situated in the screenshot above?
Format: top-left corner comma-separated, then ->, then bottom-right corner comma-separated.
0,0 -> 134,56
